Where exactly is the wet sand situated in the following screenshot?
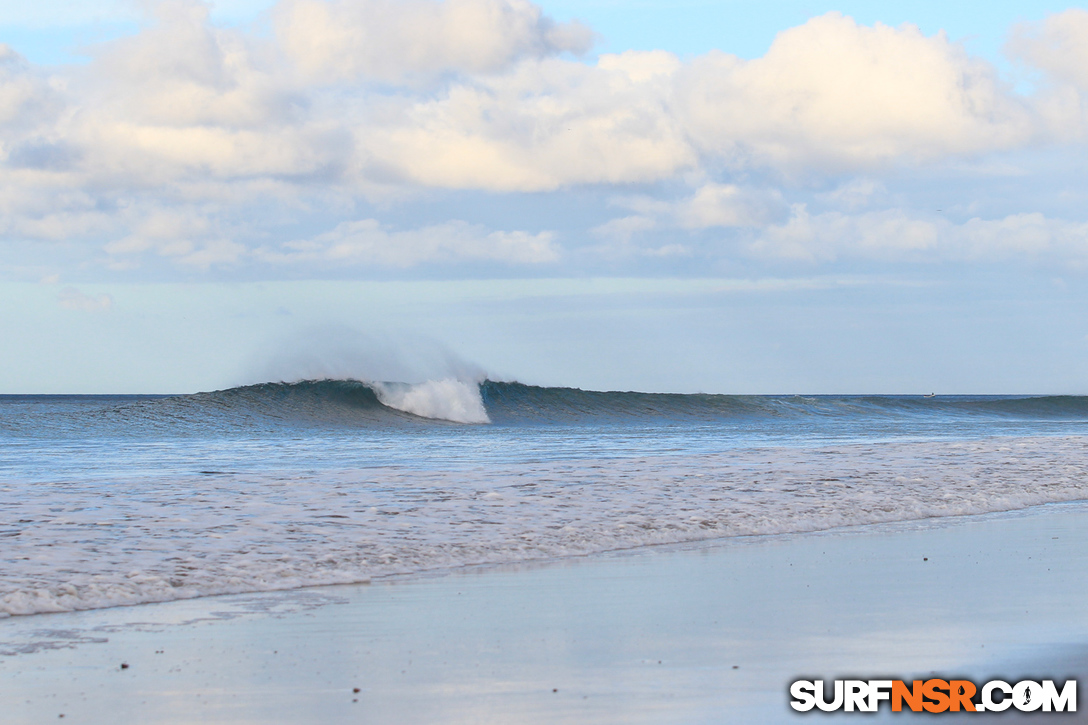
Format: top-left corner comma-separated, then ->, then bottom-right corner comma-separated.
3,503 -> 1088,723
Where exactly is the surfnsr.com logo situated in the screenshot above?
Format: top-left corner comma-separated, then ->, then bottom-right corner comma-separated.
789,679 -> 1077,713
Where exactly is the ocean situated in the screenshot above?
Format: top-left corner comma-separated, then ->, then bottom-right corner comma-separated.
3,379 -> 1088,617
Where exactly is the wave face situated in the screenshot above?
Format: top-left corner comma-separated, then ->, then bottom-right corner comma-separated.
0,379 -> 487,440
8,381 -> 1088,438
479,383 -> 1088,425
191,378 -> 489,425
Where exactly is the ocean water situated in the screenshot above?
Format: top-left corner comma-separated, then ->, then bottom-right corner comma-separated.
3,379 -> 1088,617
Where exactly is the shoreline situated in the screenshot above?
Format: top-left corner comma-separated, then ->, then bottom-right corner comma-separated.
2,494 -> 1084,622
4,502 -> 1088,722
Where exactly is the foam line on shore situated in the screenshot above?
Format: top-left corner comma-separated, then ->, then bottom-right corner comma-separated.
4,502 -> 1088,724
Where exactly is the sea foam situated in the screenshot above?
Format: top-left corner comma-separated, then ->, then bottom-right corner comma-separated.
3,436 -> 1088,617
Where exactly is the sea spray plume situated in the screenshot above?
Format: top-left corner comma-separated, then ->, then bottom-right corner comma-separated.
246,327 -> 490,423
253,326 -> 486,384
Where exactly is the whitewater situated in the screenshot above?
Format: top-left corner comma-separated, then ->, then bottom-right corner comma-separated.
3,379 -> 1088,617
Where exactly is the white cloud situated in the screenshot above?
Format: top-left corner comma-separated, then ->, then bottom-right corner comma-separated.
677,184 -> 774,228
0,44 -> 58,129
57,286 -> 113,312
359,51 -> 694,191
675,13 -> 1034,171
274,0 -> 592,83
330,14 -> 1045,191
0,6 -> 1053,199
590,186 -> 1088,267
173,238 -> 250,268
1008,9 -> 1088,92
12,6 -> 1041,198
957,213 -> 1088,259
601,183 -> 787,246
815,178 -> 887,211
102,208 -> 213,255
589,214 -> 685,259
0,2 -> 1087,277
257,219 -> 560,267
670,184 -> 788,229
1006,10 -> 1088,141
592,215 -> 656,244
750,207 -> 939,262
747,207 -> 1088,263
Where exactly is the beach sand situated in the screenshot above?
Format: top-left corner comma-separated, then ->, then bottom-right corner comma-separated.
3,503 -> 1088,724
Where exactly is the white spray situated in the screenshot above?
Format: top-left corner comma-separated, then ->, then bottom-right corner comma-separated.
371,379 -> 490,424
247,327 -> 491,424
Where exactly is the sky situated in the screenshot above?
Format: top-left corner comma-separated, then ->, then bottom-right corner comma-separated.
2,0 -> 1088,394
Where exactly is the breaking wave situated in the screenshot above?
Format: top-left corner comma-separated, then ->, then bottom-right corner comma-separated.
6,379 -> 1088,450
6,381 -> 1088,438
372,379 -> 489,424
